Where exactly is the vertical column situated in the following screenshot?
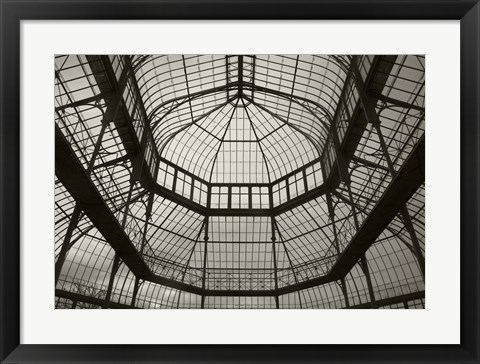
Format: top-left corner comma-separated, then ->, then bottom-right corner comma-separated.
339,279 -> 350,308
268,184 -> 280,308
400,208 -> 425,280
201,186 -> 211,309
248,186 -> 253,210
140,192 -> 154,255
130,277 -> 142,308
360,255 -> 377,308
303,170 -> 308,193
227,186 -> 232,209
55,206 -> 83,285
238,55 -> 244,97
271,217 -> 280,309
102,254 -> 121,309
200,215 -> 209,309
172,169 -> 178,194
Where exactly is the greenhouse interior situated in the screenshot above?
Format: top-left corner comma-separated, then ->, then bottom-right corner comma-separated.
54,55 -> 425,309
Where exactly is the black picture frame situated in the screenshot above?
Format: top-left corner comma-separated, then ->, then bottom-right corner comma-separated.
1,1 -> 479,363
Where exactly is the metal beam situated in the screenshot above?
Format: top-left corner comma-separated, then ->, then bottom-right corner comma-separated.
271,218 -> 280,309
367,91 -> 425,113
55,91 -> 113,112
238,55 -> 244,96
56,285 -> 424,308
347,290 -> 424,309
201,215 -> 209,309
272,184 -> 329,215
350,155 -> 391,173
55,289 -> 131,309
93,153 -> 136,170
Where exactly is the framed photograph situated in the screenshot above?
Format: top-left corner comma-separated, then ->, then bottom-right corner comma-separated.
1,1 -> 479,363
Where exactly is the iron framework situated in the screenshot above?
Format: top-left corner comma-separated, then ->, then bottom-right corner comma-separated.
54,54 -> 425,309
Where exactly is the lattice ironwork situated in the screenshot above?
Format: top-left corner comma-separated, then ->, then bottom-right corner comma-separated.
54,54 -> 425,309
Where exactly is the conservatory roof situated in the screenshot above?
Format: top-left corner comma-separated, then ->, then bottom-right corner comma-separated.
133,55 -> 347,184
54,54 -> 425,308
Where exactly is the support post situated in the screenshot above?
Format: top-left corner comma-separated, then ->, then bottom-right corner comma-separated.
360,255 -> 377,308
201,186 -> 212,309
103,254 -> 121,309
140,192 -> 155,255
340,279 -> 350,308
400,207 -> 425,280
55,205 -> 82,285
200,216 -> 209,309
238,55 -> 244,97
271,217 -> 280,309
130,277 -> 142,308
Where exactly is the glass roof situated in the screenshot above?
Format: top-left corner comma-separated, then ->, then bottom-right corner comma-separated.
134,55 -> 347,183
54,54 -> 425,309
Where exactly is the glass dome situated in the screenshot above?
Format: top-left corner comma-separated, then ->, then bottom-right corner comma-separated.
54,54 -> 425,309
136,55 -> 345,184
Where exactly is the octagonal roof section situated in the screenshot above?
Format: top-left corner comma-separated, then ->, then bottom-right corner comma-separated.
133,55 -> 349,184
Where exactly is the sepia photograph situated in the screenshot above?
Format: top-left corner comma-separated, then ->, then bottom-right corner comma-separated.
54,54 -> 425,309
